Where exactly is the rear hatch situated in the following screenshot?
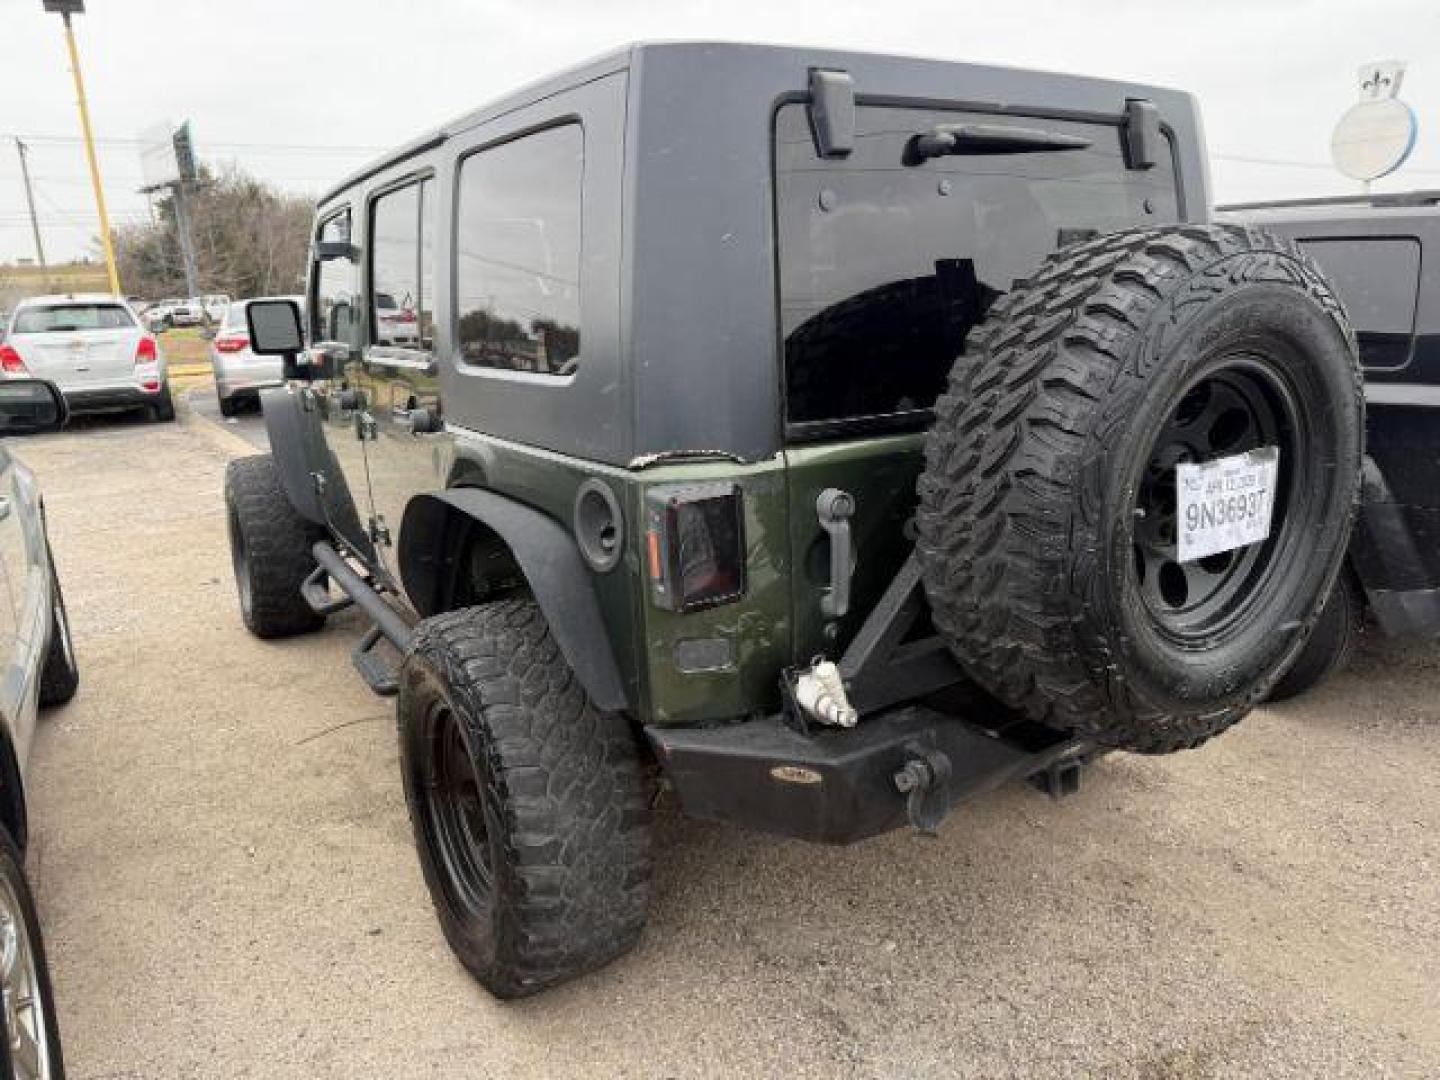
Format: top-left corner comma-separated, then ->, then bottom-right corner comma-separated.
774,100 -> 1182,659
10,303 -> 141,390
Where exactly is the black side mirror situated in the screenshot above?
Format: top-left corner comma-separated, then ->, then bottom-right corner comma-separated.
0,379 -> 67,435
245,299 -> 320,381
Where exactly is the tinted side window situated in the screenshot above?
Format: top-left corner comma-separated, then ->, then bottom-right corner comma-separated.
1298,237 -> 1420,370
312,209 -> 360,348
369,180 -> 435,352
775,103 -> 1179,431
455,125 -> 582,377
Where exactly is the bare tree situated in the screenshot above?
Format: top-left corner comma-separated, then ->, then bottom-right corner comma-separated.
112,163 -> 313,300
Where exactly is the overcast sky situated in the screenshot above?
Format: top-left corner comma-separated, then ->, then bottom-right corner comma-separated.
2,0 -> 1437,265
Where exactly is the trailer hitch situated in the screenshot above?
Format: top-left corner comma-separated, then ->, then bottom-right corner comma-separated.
893,744 -> 953,834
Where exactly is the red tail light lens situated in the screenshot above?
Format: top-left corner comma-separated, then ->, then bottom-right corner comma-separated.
214,335 -> 248,353
0,345 -> 25,374
135,336 -> 158,364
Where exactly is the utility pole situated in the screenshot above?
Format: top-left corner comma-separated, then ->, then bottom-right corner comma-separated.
171,180 -> 200,298
13,139 -> 49,287
42,1 -> 121,295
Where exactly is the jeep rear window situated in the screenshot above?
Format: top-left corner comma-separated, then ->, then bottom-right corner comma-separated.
13,304 -> 134,333
455,124 -> 583,378
775,102 -> 1179,435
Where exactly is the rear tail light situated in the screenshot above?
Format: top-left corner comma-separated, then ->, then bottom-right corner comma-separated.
644,483 -> 746,612
134,336 -> 161,390
214,334 -> 248,353
0,345 -> 25,374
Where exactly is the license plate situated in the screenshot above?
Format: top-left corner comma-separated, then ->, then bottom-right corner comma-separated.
1176,446 -> 1279,563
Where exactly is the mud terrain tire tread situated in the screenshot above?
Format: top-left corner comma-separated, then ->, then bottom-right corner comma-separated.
916,224 -> 1363,754
399,600 -> 653,999
225,454 -> 325,638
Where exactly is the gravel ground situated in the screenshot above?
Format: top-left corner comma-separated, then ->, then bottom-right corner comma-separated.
16,406 -> 1440,1079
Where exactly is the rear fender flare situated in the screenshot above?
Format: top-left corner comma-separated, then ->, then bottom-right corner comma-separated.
400,489 -> 628,712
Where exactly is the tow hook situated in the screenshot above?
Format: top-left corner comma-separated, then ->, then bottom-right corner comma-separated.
893,744 -> 953,835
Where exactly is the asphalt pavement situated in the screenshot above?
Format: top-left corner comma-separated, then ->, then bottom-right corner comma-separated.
14,407 -> 1440,1079
185,386 -> 269,450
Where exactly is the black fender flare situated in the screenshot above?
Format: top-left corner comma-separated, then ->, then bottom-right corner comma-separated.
260,387 -> 326,526
400,489 -> 628,712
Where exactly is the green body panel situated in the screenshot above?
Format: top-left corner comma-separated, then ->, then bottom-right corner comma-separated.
783,434 -> 925,663
437,430 -> 794,727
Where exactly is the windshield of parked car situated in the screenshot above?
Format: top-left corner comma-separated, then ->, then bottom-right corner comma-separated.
12,304 -> 136,333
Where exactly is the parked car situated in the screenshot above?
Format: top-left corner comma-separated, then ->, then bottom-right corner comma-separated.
167,299 -> 203,328
0,295 -> 175,423
0,377 -> 79,1079
373,292 -> 420,347
226,43 -> 1361,998
211,297 -> 304,417
201,295 -> 231,324
1223,190 -> 1440,698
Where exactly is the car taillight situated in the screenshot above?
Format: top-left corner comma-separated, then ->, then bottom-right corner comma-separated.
135,336 -> 158,363
0,345 -> 25,374
397,310 -> 417,322
644,483 -> 746,612
214,335 -> 248,353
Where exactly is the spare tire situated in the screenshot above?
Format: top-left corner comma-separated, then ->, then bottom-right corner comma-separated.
916,224 -> 1363,753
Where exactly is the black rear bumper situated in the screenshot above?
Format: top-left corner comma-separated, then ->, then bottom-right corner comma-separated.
647,706 -> 1092,844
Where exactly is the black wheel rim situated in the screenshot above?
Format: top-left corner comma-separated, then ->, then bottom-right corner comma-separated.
422,702 -> 494,919
1131,352 -> 1301,641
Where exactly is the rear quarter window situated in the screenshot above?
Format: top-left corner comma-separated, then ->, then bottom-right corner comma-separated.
775,102 -> 1178,434
454,123 -> 583,378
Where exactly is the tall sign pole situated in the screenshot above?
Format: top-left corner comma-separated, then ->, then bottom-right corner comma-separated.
13,139 -> 50,285
43,1 -> 122,295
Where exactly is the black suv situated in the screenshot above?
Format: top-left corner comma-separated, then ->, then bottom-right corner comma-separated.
1224,191 -> 1440,696
224,43 -> 1364,997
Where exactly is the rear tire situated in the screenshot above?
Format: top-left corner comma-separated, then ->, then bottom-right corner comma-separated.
1267,570 -> 1364,702
398,600 -> 653,999
150,388 -> 175,423
225,454 -> 325,638
917,224 -> 1363,754
38,549 -> 78,708
217,394 -> 239,419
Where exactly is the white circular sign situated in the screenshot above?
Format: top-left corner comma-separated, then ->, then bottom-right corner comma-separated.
1331,98 -> 1418,181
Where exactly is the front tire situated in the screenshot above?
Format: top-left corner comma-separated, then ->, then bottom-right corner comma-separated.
398,600 -> 653,999
224,455 -> 325,638
0,827 -> 64,1080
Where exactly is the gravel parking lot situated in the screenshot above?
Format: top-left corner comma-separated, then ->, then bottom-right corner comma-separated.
15,406 -> 1440,1078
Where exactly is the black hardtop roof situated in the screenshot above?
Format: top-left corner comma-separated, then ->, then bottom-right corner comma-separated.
318,39 -> 1193,206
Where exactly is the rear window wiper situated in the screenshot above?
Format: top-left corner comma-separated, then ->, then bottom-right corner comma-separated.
906,123 -> 1092,163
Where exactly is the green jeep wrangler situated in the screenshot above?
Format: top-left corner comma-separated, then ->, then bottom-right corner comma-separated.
224,42 -> 1364,997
